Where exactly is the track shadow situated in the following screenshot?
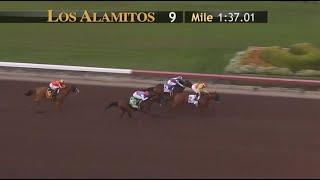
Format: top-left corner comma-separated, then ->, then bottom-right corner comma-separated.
34,109 -> 48,114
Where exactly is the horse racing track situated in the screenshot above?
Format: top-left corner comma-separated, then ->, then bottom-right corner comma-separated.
1,79 -> 320,178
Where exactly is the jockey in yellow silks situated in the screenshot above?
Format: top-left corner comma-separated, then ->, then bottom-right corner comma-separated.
191,82 -> 208,106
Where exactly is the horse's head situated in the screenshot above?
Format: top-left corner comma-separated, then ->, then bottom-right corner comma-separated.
148,91 -> 160,100
182,80 -> 193,88
62,85 -> 79,96
71,85 -> 80,95
174,79 -> 192,93
208,91 -> 220,102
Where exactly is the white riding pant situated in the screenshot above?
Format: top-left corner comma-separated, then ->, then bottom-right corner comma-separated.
133,91 -> 148,101
167,79 -> 177,86
49,83 -> 60,91
191,84 -> 200,94
191,84 -> 201,101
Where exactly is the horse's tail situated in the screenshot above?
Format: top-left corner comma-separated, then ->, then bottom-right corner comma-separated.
105,101 -> 118,111
24,89 -> 35,96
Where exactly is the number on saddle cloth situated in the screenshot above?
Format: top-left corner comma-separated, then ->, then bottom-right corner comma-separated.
188,95 -> 197,104
164,84 -> 174,93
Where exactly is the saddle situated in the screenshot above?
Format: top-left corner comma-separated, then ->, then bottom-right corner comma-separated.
188,95 -> 196,104
188,94 -> 200,104
164,84 -> 177,96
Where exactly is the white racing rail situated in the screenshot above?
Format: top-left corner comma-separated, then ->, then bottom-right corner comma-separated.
1,61 -> 320,87
0,61 -> 132,74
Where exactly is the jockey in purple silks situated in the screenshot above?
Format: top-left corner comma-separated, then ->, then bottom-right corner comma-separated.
164,76 -> 185,95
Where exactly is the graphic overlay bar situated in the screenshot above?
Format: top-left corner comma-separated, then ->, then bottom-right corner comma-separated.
185,11 -> 268,23
154,11 -> 183,23
0,10 -> 183,23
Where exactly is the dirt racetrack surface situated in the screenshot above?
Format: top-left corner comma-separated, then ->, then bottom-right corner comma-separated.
1,79 -> 320,178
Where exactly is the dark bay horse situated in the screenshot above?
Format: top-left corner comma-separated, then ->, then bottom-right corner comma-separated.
104,93 -> 161,118
143,79 -> 193,106
171,91 -> 220,110
24,84 -> 80,111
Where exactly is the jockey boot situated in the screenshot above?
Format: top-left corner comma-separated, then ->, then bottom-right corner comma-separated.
194,100 -> 199,107
194,93 -> 200,101
52,90 -> 59,101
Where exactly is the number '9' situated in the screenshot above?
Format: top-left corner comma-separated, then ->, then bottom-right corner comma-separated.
169,12 -> 176,22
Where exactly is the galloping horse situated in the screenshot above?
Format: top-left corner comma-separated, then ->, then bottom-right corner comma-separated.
143,79 -> 193,106
24,84 -> 80,111
171,91 -> 220,110
104,92 -> 161,118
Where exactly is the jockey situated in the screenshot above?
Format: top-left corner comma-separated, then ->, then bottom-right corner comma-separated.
132,90 -> 150,101
165,76 -> 185,95
49,79 -> 66,97
191,82 -> 208,106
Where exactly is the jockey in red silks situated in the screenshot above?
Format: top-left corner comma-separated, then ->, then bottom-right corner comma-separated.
49,79 -> 65,96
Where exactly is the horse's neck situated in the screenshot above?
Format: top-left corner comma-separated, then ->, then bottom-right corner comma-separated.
203,92 -> 215,100
61,86 -> 72,96
175,86 -> 184,92
147,96 -> 158,104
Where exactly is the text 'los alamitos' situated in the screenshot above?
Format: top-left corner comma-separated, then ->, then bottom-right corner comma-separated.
47,10 -> 156,23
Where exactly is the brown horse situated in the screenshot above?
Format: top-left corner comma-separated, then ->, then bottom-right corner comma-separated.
143,79 -> 193,106
104,93 -> 161,118
171,91 -> 220,110
24,84 -> 80,111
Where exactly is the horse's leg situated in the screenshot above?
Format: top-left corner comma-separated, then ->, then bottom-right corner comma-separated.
119,107 -> 127,119
170,101 -> 178,112
55,102 -> 61,112
32,96 -> 43,113
119,110 -> 125,118
55,99 -> 63,112
159,96 -> 164,107
140,103 -> 157,118
123,104 -> 133,119
32,100 -> 40,112
127,110 -> 133,118
197,101 -> 211,117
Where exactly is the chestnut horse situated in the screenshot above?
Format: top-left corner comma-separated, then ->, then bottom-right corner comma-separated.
24,84 -> 80,111
104,92 -> 161,118
143,79 -> 193,106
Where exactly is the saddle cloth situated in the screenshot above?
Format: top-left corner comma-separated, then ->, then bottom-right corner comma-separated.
188,95 -> 196,104
164,84 -> 171,93
129,96 -> 141,109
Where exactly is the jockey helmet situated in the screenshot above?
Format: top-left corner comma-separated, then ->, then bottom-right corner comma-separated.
60,79 -> 65,83
176,76 -> 183,80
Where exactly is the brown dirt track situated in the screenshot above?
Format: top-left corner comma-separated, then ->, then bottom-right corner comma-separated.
1,79 -> 320,178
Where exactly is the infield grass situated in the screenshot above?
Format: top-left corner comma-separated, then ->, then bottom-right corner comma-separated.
0,1 -> 319,74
